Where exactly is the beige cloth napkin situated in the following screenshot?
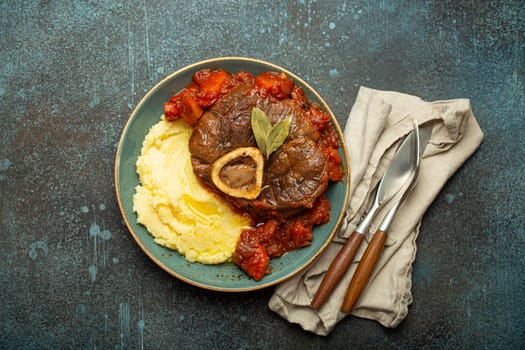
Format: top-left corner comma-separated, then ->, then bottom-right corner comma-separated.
268,86 -> 484,336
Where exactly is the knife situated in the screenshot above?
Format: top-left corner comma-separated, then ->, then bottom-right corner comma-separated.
340,121 -> 432,313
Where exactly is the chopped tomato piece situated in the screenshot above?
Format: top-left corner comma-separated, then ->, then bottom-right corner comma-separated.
233,229 -> 270,281
234,71 -> 255,86
309,196 -> 331,225
239,244 -> 270,281
193,69 -> 235,108
328,164 -> 342,182
264,220 -> 311,257
287,221 -> 313,248
307,106 -> 331,131
255,71 -> 294,99
319,124 -> 340,149
164,101 -> 181,121
193,69 -> 229,92
180,93 -> 203,126
322,146 -> 343,182
255,219 -> 280,243
291,86 -> 309,109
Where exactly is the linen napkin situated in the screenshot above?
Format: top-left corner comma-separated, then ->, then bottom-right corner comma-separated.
268,86 -> 484,336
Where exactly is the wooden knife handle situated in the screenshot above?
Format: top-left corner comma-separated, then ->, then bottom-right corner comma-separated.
341,230 -> 388,313
310,231 -> 364,310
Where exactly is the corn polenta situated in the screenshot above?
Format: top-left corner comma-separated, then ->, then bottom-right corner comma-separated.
133,117 -> 251,264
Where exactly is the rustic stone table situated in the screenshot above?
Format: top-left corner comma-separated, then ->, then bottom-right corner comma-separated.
1,1 -> 523,348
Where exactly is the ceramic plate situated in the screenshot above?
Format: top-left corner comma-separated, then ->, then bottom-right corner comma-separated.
115,57 -> 349,292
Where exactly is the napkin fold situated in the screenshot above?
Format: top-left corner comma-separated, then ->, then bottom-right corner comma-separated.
268,86 -> 484,336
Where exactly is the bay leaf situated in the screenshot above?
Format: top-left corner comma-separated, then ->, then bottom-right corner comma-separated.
251,107 -> 272,156
265,115 -> 292,159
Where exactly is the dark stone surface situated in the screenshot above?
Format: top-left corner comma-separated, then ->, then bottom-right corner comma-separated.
1,1 -> 523,348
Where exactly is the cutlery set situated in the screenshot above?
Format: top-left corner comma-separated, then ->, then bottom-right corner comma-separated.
311,120 -> 432,312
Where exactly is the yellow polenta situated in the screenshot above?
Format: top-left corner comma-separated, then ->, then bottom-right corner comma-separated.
133,117 -> 251,264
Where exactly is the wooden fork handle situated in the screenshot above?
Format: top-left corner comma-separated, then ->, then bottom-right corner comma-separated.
310,231 -> 364,310
341,230 -> 388,313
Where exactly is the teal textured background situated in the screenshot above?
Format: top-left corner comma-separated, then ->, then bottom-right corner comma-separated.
1,1 -> 523,348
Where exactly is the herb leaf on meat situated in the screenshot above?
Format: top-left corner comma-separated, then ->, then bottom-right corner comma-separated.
251,107 -> 292,159
251,107 -> 272,155
266,115 -> 292,158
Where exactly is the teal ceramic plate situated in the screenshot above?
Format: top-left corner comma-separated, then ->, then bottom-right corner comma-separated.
115,57 -> 350,292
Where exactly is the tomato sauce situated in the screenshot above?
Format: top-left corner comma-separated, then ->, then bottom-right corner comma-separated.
165,69 -> 344,281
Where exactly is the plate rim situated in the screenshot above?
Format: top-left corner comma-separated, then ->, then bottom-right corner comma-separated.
114,56 -> 350,292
